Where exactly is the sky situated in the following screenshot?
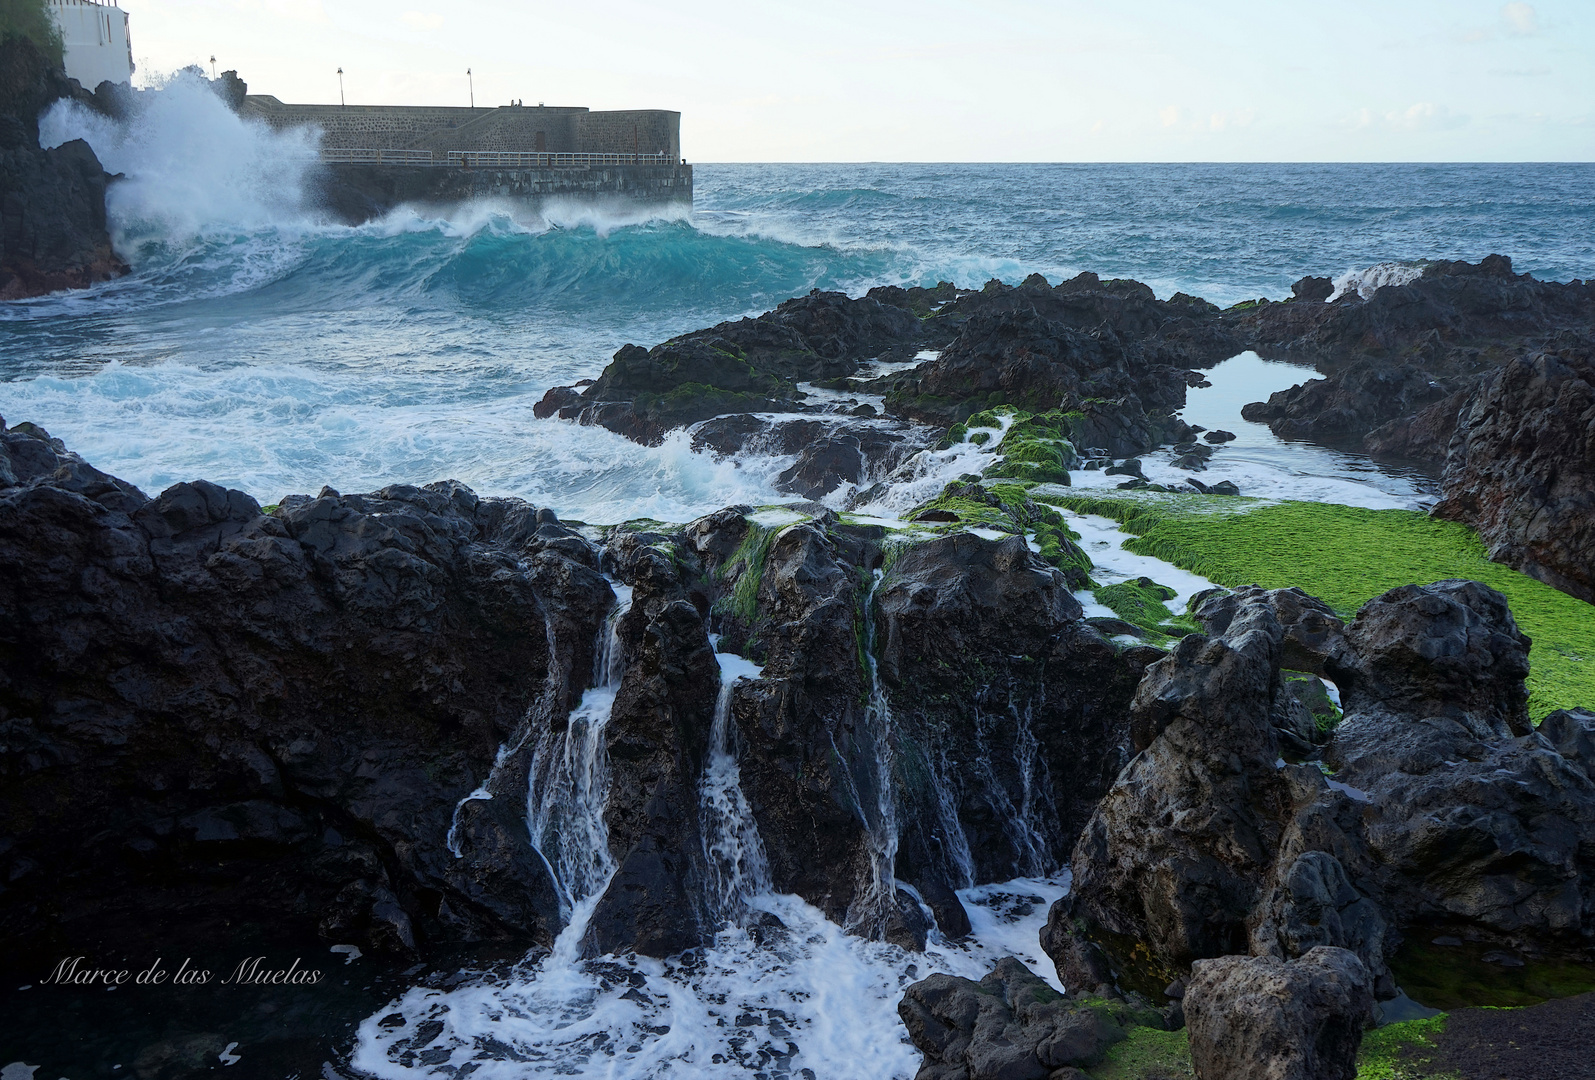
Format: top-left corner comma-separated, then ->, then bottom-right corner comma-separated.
122,0 -> 1594,161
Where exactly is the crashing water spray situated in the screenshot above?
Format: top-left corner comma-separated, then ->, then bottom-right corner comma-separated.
39,68 -> 323,243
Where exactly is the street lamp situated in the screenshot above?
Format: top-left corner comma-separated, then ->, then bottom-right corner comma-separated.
209,55 -> 216,79
337,67 -> 345,107
467,68 -> 474,110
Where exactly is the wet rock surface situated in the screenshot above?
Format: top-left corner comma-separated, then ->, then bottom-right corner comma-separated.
898,955 -> 1174,1080
1432,343 -> 1595,603
1043,578 -> 1595,1005
0,418 -> 599,960
0,37 -> 127,299
0,420 -> 1172,967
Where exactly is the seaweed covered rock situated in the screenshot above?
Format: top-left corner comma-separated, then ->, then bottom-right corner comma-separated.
0,421 -> 613,961
1432,343 -> 1595,604
898,956 -> 1173,1080
1184,946 -> 1374,1080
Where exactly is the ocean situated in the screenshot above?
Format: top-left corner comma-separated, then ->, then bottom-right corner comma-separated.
3,77 -> 1593,522
3,75 -> 1594,1079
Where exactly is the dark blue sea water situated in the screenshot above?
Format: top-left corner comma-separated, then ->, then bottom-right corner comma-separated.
2,80 -> 1592,520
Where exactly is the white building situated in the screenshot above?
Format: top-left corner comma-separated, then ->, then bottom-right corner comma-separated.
48,0 -> 134,89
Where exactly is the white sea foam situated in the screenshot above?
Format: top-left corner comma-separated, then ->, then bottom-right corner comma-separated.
350,877 -> 1067,1080
1065,511 -> 1220,614
40,70 -> 323,241
1326,262 -> 1426,302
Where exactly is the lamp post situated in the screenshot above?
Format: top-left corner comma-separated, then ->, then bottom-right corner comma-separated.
209,55 -> 216,79
467,68 -> 474,110
337,67 -> 345,107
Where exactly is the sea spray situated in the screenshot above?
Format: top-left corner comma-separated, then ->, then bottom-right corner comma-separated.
39,69 -> 323,242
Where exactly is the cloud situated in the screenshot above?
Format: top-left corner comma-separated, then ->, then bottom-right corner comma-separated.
400,11 -> 445,31
1342,104 -> 1468,133
1502,2 -> 1538,35
1159,105 -> 1180,128
1385,102 -> 1468,132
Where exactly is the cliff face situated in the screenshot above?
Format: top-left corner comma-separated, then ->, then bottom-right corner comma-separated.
0,35 -> 126,299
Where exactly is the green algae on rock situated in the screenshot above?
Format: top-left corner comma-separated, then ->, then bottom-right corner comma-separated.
1038,492 -> 1595,718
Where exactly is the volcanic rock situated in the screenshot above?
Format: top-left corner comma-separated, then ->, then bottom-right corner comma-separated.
0,36 -> 127,299
1432,344 -> 1595,603
1184,946 -> 1374,1080
898,956 -> 1172,1080
1042,577 -> 1595,1004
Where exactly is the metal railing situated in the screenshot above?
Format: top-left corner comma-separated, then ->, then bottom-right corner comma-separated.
320,148 -> 435,164
316,149 -> 679,168
447,151 -> 673,168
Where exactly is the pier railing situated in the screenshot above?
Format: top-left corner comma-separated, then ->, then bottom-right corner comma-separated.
317,149 -> 677,168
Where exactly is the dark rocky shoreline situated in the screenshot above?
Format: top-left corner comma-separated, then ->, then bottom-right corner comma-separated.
0,36 -> 127,299
5,254 -> 1595,1077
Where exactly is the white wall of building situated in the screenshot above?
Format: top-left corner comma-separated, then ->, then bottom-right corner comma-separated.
49,0 -> 134,89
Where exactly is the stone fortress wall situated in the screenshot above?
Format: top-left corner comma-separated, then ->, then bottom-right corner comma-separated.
241,98 -> 682,159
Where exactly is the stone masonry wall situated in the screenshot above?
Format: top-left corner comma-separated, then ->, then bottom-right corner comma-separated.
242,97 -> 680,158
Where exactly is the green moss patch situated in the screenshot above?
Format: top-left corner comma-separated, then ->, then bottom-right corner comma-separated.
907,481 -> 1093,582
1039,493 -> 1595,718
1095,577 -> 1179,632
714,519 -> 779,622
1355,1015 -> 1451,1080
1086,1026 -> 1192,1080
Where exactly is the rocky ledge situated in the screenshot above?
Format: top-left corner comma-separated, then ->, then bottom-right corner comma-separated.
0,417 -> 1159,963
0,36 -> 127,299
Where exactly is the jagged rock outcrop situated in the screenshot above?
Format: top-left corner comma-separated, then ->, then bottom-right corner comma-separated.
0,418 -> 605,960
874,532 -> 1157,893
1235,256 -> 1595,450
1043,579 -> 1595,1002
1432,344 -> 1595,603
0,36 -> 127,299
1239,361 -> 1453,447
1044,588 -> 1306,992
898,956 -> 1175,1080
1184,946 -> 1374,1080
536,273 -> 1236,489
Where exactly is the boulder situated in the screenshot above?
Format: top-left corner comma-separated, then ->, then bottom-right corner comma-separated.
1043,577 -> 1595,1006
1184,946 -> 1374,1080
898,956 -> 1171,1080
0,36 -> 127,298
1432,345 -> 1595,603
0,421 -> 608,961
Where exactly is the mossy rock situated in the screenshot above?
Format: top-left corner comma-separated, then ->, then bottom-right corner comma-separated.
1039,492 -> 1595,719
907,481 -> 1092,582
